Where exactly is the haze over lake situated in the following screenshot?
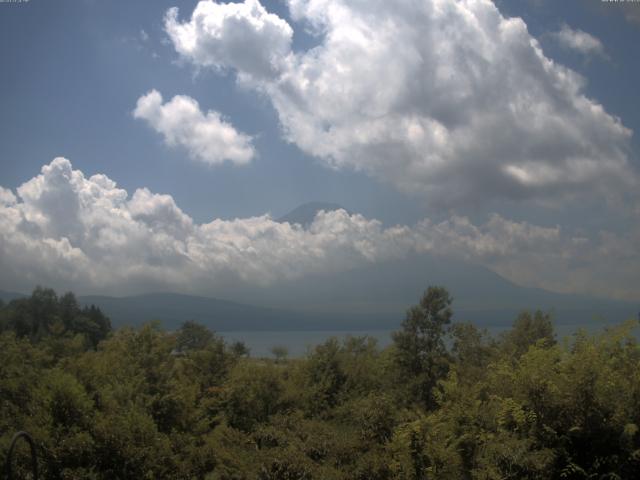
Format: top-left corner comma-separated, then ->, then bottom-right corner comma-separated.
221,321 -> 633,358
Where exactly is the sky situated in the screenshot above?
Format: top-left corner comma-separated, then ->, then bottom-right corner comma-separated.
0,0 -> 639,301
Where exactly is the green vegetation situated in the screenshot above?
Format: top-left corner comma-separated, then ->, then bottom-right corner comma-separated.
1,286 -> 639,479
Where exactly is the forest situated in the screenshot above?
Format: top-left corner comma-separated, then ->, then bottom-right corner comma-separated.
1,286 -> 639,479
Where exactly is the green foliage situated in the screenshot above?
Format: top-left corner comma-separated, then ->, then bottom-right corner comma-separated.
500,309 -> 556,358
223,361 -> 288,432
271,345 -> 289,363
177,320 -> 215,352
299,337 -> 347,415
230,340 -> 251,358
392,286 -> 453,408
1,287 -> 111,347
1,286 -> 639,479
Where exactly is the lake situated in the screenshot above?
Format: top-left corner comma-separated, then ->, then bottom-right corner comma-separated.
219,321 -> 630,358
220,330 -> 394,357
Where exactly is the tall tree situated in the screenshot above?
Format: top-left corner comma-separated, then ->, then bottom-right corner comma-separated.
501,310 -> 555,358
175,320 -> 214,353
392,286 -> 453,408
58,291 -> 80,333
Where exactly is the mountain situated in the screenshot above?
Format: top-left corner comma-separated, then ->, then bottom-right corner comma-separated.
3,268 -> 636,333
77,293 -> 323,331
276,202 -> 347,228
268,204 -> 638,327
0,290 -> 26,303
1,204 -> 636,331
2,289 -> 318,332
219,252 -> 637,329
76,263 -> 637,332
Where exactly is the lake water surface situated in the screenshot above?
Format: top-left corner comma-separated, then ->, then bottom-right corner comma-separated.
220,322 -> 629,358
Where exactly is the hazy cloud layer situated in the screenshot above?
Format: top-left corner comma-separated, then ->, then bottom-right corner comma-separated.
134,90 -> 255,165
0,159 -> 638,300
551,24 -> 606,57
165,0 -> 636,206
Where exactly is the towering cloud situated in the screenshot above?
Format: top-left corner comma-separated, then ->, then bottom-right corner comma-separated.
165,0 -> 636,206
134,90 -> 255,166
0,159 -> 638,300
165,0 -> 293,81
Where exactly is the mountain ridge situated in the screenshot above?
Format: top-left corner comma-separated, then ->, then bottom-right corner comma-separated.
1,205 -> 636,331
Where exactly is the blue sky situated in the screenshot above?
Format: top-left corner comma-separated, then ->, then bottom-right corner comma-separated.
0,0 -> 639,301
0,0 -> 427,224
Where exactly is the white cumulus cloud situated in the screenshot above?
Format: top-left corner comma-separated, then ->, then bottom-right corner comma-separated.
165,0 -> 293,80
0,159 -> 639,300
164,0 -> 636,206
133,89 -> 255,166
551,23 -> 606,57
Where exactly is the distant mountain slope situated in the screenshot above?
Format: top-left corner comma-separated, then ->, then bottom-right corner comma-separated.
78,293 -> 328,331
77,269 -> 637,333
276,202 -> 347,228
2,203 -> 636,331
4,271 -> 636,333
219,252 -> 638,328
0,290 -> 26,303
272,204 -> 637,326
